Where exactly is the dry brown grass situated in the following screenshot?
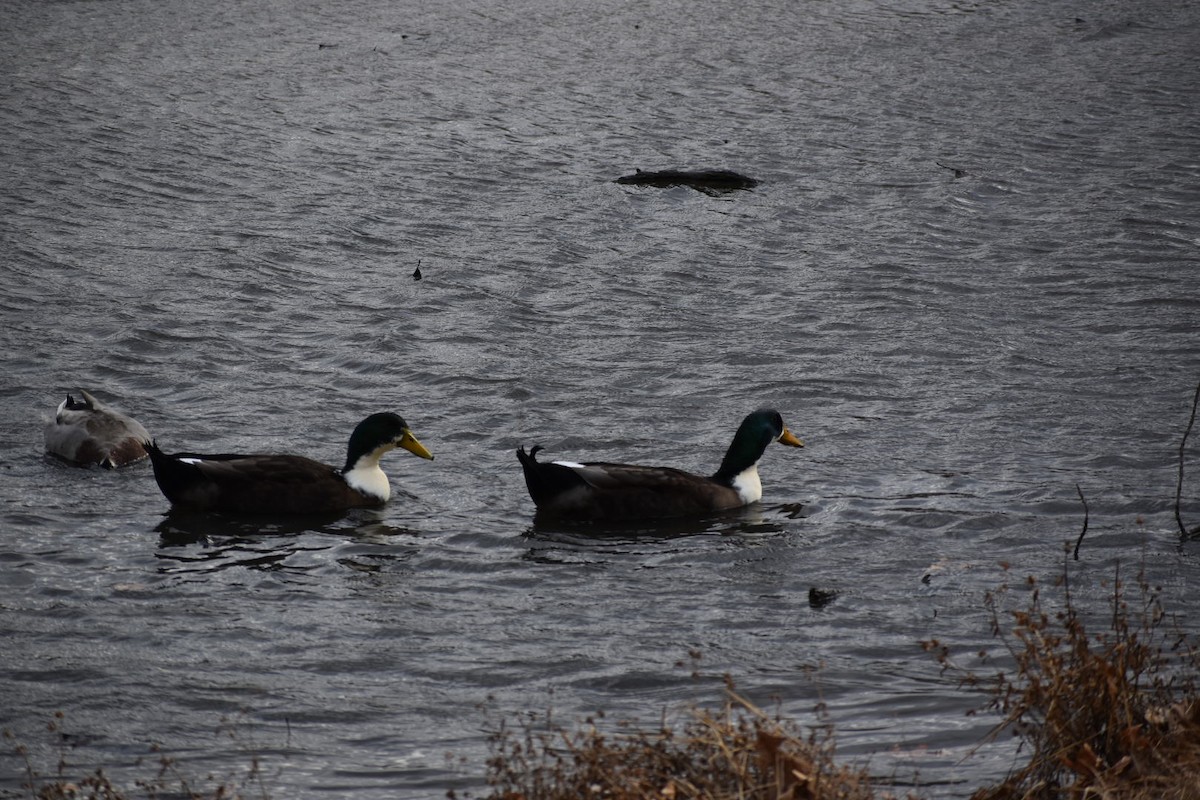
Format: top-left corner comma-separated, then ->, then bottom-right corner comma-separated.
479,677 -> 913,800
925,562 -> 1200,800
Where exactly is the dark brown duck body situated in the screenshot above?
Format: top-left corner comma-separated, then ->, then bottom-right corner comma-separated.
517,448 -> 746,521
517,409 -> 803,522
145,446 -> 384,514
144,412 -> 434,515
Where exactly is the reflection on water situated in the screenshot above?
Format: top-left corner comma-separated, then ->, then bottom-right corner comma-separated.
525,502 -> 787,541
154,510 -> 422,574
156,510 -> 349,543
520,502 -> 810,560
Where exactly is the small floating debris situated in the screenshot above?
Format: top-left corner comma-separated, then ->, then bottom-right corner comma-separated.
777,502 -> 806,520
808,587 -> 839,609
615,168 -> 760,192
936,161 -> 968,179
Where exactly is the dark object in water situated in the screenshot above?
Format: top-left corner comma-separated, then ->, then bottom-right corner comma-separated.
808,587 -> 839,609
936,161 -> 968,179
615,168 -> 760,192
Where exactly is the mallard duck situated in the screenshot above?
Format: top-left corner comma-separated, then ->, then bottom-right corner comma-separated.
144,412 -> 433,514
517,409 -> 803,521
45,390 -> 152,469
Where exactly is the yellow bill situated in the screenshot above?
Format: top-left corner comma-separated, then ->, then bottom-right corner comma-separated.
399,429 -> 434,460
777,428 -> 804,448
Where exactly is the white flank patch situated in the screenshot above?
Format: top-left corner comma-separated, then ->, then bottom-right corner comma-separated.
731,464 -> 763,505
553,460 -> 586,469
179,457 -> 203,465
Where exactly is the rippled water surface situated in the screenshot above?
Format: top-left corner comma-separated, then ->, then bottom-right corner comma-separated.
3,0 -> 1199,796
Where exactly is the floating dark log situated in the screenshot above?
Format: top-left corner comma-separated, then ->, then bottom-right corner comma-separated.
615,168 -> 760,192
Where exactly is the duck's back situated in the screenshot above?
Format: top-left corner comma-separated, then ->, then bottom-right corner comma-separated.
147,450 -> 373,514
521,455 -> 741,521
45,403 -> 150,468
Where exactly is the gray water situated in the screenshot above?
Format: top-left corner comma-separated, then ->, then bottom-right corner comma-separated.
2,0 -> 1199,796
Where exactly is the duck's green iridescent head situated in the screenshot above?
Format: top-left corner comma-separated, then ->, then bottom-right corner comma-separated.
344,412 -> 433,471
713,409 -> 802,481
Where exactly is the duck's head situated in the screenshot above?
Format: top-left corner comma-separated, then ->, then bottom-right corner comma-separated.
714,409 -> 803,481
753,408 -> 803,447
343,412 -> 434,472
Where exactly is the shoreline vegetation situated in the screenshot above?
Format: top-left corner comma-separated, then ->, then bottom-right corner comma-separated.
6,562 -> 1200,800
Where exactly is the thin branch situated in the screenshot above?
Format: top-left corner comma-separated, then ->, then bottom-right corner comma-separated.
1177,380 -> 1200,539
1072,484 -> 1089,561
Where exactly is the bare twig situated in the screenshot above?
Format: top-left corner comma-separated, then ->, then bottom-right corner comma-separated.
1072,484 -> 1089,560
1177,381 -> 1200,539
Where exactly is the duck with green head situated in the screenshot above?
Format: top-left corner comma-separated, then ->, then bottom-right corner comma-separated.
517,409 -> 803,522
145,412 -> 434,514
